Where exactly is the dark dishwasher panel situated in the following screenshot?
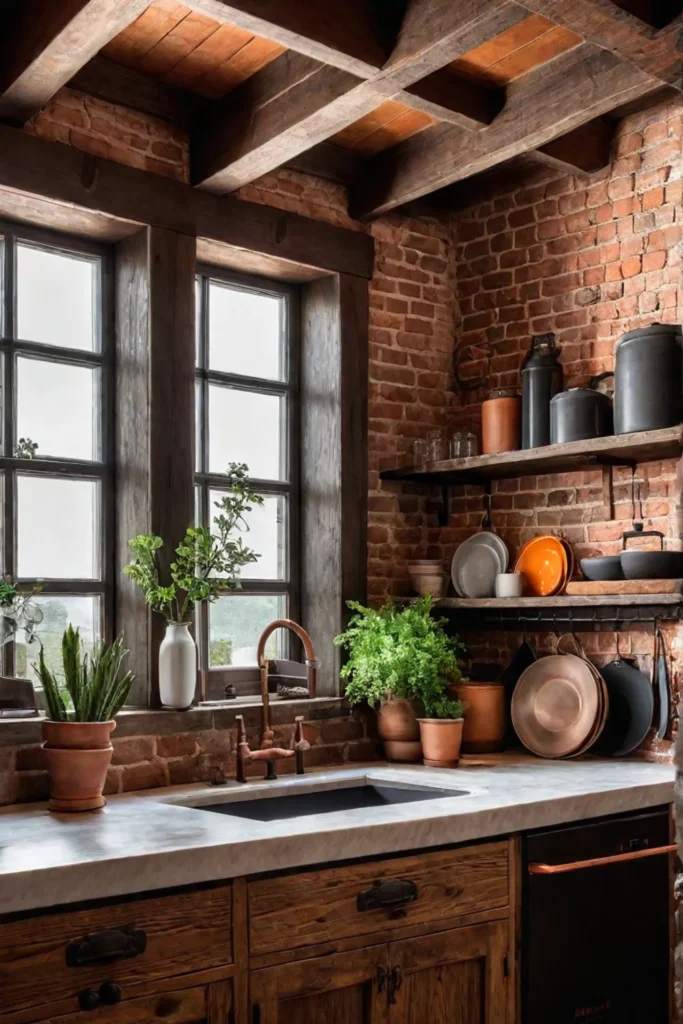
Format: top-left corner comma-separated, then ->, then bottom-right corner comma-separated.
523,808 -> 672,1024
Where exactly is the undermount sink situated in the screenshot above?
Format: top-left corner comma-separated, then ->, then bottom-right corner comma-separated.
196,782 -> 468,822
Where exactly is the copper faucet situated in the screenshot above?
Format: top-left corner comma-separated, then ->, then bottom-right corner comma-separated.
235,619 -> 318,783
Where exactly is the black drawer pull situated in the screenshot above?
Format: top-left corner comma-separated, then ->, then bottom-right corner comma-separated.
99,982 -> 122,1005
66,924 -> 147,967
78,989 -> 100,1012
357,879 -> 418,918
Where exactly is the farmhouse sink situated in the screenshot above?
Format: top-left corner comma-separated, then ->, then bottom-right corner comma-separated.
195,782 -> 467,822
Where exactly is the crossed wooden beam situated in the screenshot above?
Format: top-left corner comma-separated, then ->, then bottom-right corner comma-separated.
0,0 -> 679,218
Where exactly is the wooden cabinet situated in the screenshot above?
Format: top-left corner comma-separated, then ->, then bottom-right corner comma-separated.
251,946 -> 389,1024
250,921 -> 508,1024
30,979 -> 233,1024
389,921 -> 508,1024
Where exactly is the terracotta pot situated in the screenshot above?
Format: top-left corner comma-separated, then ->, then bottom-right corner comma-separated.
377,699 -> 423,763
42,720 -> 116,750
452,683 -> 506,754
42,720 -> 115,812
481,390 -> 521,454
417,717 -> 464,768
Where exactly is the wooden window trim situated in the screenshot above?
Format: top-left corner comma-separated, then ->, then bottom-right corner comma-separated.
194,264 -> 301,699
0,218 -> 114,676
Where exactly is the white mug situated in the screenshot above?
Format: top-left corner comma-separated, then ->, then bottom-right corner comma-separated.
495,572 -> 524,598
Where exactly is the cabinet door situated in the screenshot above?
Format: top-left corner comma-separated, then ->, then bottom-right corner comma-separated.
388,921 -> 508,1024
250,945 -> 389,1024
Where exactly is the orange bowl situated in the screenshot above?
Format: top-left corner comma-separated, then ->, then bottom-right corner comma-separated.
514,535 -> 567,596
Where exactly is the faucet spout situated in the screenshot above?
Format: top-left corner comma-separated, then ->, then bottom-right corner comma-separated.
234,619 -> 317,783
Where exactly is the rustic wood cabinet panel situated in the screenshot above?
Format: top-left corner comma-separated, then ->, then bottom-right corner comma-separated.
250,945 -> 389,1024
248,841 -> 509,956
17,980 -> 233,1024
0,886 -> 233,1018
389,921 -> 509,1024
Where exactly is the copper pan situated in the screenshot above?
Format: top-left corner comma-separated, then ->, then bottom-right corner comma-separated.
511,654 -> 601,758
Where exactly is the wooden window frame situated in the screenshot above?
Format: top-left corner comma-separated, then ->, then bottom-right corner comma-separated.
194,265 -> 301,698
0,218 -> 113,676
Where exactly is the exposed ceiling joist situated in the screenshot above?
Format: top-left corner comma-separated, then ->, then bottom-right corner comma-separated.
520,0 -> 683,88
191,3 -> 528,192
534,116 -> 615,174
0,0 -> 150,123
350,43 -> 662,218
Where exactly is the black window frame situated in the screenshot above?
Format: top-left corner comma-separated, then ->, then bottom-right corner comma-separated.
194,264 -> 300,698
0,219 -> 114,677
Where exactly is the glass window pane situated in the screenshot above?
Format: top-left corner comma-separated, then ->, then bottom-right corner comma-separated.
17,475 -> 99,579
209,593 -> 285,667
208,281 -> 283,380
209,490 -> 286,581
208,385 -> 283,480
15,595 -> 100,686
17,357 -> 97,461
17,244 -> 97,351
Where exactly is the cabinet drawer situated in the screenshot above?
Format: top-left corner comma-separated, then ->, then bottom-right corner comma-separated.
0,885 -> 232,1017
248,840 -> 509,956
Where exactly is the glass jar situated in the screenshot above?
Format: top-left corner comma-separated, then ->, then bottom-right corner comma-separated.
462,432 -> 479,457
449,432 -> 465,459
413,438 -> 429,469
426,429 -> 446,462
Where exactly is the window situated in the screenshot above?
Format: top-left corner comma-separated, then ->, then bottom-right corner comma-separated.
0,223 -> 112,684
194,267 -> 299,696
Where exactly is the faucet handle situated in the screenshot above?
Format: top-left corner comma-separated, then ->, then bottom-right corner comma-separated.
294,716 -> 310,751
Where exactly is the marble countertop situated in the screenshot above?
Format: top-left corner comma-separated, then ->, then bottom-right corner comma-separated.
0,757 -> 674,916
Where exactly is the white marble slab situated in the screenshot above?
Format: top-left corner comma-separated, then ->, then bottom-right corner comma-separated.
0,758 -> 673,916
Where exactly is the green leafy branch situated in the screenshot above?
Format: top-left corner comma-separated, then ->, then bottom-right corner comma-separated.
334,595 -> 466,720
124,463 -> 263,623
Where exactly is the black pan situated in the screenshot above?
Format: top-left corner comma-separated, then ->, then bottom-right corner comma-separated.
593,654 -> 653,757
501,637 -> 536,742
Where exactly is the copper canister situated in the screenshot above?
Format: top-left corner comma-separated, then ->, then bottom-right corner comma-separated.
481,388 -> 521,454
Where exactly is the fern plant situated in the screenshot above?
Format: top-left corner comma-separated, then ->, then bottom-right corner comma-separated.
35,625 -> 134,722
334,596 -> 466,719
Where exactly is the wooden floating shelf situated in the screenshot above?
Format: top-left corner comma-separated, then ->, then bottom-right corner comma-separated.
380,425 -> 683,486
436,594 -> 683,609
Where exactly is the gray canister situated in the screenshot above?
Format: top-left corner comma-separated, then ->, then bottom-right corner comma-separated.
521,332 -> 564,448
614,323 -> 683,434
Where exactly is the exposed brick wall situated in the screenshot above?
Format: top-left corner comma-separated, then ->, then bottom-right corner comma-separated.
0,701 -> 377,805
27,88 -> 189,182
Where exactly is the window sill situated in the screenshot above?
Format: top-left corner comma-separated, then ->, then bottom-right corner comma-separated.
0,696 -> 348,746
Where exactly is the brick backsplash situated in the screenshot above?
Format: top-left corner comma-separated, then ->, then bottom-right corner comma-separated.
0,701 -> 378,806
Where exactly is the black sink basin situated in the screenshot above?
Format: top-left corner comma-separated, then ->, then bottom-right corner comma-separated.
199,783 -> 467,822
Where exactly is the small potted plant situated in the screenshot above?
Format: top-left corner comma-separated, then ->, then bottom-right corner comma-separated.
125,463 -> 262,710
335,596 -> 466,763
34,625 -> 134,812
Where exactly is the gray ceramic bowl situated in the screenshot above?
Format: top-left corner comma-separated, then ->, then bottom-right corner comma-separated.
620,550 -> 683,580
580,556 -> 624,582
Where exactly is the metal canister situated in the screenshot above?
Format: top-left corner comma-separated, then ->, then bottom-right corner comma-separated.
521,333 -> 563,449
549,373 -> 614,444
481,388 -> 521,454
614,322 -> 683,434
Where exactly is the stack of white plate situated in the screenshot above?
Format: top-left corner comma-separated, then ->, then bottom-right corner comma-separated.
451,533 -> 509,598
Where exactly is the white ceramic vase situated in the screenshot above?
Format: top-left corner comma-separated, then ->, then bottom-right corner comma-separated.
159,622 -> 197,710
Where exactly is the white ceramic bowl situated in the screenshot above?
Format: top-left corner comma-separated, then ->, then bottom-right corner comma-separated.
411,573 -> 447,599
495,572 -> 524,598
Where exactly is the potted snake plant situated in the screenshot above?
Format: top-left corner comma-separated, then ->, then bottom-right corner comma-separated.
35,626 -> 134,812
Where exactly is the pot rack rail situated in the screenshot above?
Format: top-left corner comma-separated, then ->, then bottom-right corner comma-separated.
436,595 -> 683,631
380,426 -> 683,526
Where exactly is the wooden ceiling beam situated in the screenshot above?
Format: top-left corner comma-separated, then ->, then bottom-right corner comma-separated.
191,3 -> 527,192
520,0 -> 683,89
0,0 -> 150,124
534,116 -> 616,174
350,44 -> 662,218
70,56 -> 199,130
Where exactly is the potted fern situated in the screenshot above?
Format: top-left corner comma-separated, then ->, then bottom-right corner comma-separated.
125,463 -> 262,709
335,597 -> 466,764
35,626 -> 134,812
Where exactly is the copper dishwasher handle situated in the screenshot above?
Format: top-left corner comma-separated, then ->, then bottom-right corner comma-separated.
529,844 -> 677,875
